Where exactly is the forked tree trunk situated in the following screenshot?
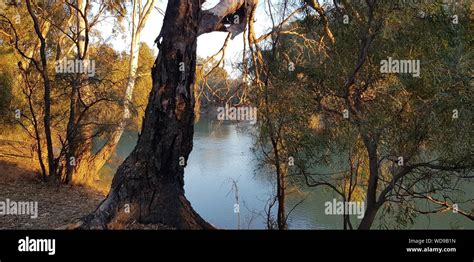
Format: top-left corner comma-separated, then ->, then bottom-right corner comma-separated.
65,0 -> 156,186
26,0 -> 56,180
77,0 -> 257,230
79,0 -> 213,229
65,0 -> 91,185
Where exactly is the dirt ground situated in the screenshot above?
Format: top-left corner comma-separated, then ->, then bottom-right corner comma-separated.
0,160 -> 105,229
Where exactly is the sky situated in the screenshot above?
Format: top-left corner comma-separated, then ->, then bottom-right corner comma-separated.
94,0 -> 293,77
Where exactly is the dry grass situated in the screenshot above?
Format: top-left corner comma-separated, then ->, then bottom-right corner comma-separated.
0,160 -> 106,229
0,160 -> 174,230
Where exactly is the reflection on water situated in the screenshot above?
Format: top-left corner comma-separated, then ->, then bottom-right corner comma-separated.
99,117 -> 474,229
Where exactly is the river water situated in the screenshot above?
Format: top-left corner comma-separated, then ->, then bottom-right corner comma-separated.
99,117 -> 474,229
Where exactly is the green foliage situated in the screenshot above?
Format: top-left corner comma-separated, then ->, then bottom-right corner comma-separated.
0,46 -> 19,127
253,1 -> 473,228
131,43 -> 155,130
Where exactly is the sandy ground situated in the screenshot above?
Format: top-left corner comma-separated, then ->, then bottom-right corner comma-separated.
0,160 -> 105,229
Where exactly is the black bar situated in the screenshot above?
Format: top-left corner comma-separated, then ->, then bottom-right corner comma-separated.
0,230 -> 472,261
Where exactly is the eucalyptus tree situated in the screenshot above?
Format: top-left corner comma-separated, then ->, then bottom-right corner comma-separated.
79,0 -> 259,229
258,0 -> 473,229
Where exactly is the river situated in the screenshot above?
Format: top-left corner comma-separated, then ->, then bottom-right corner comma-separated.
98,117 -> 474,229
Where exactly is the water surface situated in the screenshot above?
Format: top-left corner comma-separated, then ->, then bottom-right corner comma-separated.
99,117 -> 474,229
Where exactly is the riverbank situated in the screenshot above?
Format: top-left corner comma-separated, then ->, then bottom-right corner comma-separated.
0,160 -> 175,230
0,160 -> 105,229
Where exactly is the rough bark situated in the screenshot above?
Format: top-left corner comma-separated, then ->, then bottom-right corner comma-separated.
76,0 -> 257,230
79,0 -> 212,229
86,0 -> 156,182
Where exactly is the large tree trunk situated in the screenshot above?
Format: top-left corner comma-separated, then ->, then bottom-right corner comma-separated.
79,0 -> 213,229
77,0 -> 257,230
